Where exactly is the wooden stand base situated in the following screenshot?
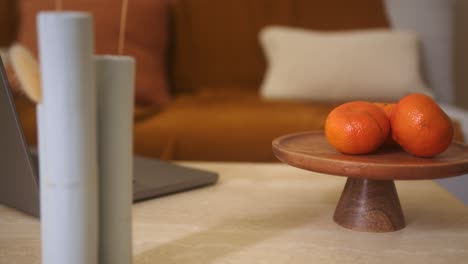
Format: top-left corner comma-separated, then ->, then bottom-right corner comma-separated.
333,178 -> 406,232
273,132 -> 468,233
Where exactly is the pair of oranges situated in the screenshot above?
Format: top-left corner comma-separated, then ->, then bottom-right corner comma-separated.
325,93 -> 453,157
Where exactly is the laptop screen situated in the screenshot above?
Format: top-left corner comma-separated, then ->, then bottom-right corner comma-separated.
0,57 -> 40,216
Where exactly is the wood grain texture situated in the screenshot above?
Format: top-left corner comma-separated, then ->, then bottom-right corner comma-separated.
333,178 -> 405,232
272,131 -> 468,180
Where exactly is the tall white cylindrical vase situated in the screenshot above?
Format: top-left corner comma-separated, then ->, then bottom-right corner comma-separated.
96,56 -> 135,264
37,12 -> 98,264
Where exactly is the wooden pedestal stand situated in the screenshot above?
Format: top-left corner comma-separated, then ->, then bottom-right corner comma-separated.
273,131 -> 468,233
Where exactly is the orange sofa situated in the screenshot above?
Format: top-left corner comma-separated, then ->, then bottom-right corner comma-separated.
131,0 -> 390,161
7,0 -> 461,162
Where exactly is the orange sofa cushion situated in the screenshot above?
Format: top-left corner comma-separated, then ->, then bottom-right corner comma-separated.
134,90 -> 338,161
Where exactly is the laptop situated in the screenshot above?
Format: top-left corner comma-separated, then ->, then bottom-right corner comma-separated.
0,58 -> 218,217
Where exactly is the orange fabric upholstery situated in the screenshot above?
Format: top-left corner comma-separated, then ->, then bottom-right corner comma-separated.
0,0 -> 17,46
134,90 -> 338,161
168,0 -> 390,94
15,0 -> 170,106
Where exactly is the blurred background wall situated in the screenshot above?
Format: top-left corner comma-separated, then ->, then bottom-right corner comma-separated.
455,0 -> 468,110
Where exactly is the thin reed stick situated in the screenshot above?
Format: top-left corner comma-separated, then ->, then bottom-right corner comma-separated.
118,0 -> 129,55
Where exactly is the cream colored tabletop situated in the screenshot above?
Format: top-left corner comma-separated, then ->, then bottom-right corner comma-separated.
1,162 -> 468,264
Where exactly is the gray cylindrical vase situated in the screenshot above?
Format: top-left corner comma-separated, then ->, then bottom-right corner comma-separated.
96,55 -> 135,264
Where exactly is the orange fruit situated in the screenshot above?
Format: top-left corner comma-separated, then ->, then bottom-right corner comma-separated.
325,101 -> 390,154
391,94 -> 453,157
373,102 -> 398,148
373,102 -> 396,119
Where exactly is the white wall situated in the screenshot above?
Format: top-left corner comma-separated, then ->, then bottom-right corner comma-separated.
455,0 -> 468,110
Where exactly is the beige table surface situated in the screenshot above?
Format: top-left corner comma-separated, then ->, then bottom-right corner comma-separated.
1,162 -> 468,264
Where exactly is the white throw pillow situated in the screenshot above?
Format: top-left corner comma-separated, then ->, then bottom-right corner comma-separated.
259,26 -> 432,102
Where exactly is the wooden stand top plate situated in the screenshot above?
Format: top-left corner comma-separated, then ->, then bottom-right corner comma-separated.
272,131 -> 468,180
